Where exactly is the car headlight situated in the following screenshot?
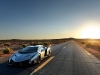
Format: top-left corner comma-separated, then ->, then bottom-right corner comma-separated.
10,52 -> 16,58
9,52 -> 16,62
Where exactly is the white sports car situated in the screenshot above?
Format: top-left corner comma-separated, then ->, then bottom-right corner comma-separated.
8,45 -> 51,66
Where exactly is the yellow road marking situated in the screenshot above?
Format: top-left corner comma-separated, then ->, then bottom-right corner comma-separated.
30,56 -> 54,75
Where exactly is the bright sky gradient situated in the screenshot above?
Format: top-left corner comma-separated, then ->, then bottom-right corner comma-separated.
0,0 -> 100,39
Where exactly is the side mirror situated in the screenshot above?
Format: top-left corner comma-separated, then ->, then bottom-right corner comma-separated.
43,47 -> 47,49
41,48 -> 44,52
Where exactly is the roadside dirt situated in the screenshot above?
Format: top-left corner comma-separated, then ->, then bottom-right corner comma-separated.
0,54 -> 12,64
0,51 -> 17,64
77,42 -> 100,60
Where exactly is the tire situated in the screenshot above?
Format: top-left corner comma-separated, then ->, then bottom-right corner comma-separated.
37,56 -> 41,64
31,60 -> 35,65
48,51 -> 51,57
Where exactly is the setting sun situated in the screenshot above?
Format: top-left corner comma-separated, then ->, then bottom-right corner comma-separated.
81,22 -> 100,39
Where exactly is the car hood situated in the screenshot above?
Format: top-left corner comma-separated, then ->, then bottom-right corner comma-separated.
11,52 -> 38,62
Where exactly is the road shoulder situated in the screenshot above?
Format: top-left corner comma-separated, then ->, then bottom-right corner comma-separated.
76,42 -> 100,61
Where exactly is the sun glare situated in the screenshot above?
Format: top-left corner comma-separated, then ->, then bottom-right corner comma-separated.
81,22 -> 100,39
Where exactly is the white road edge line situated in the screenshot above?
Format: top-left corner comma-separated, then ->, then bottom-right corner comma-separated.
63,46 -> 66,49
30,56 -> 55,75
84,50 -> 91,55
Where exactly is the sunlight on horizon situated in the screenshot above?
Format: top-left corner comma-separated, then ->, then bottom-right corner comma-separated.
80,21 -> 100,39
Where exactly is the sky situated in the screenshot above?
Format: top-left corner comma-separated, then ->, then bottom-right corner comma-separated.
0,0 -> 100,39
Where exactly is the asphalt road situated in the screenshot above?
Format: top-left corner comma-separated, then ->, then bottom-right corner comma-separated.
0,41 -> 100,75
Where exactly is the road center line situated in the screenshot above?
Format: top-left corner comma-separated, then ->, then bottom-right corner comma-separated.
30,56 -> 55,75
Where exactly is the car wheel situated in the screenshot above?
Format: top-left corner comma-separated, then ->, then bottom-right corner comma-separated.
37,56 -> 41,64
48,51 -> 51,57
31,60 -> 35,65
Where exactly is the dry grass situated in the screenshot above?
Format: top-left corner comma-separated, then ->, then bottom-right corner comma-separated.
77,41 -> 100,60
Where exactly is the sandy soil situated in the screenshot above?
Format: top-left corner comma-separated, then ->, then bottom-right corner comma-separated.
0,51 -> 17,64
0,54 -> 12,64
77,42 -> 100,60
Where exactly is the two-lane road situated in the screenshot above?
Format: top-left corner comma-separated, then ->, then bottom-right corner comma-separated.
31,41 -> 100,75
0,41 -> 100,75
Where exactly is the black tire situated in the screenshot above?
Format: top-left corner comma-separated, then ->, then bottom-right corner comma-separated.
45,50 -> 47,56
48,51 -> 51,57
31,60 -> 35,65
37,56 -> 41,64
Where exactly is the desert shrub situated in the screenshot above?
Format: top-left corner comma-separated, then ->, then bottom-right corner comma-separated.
21,44 -> 27,48
3,49 -> 9,54
37,42 -> 43,45
4,43 -> 10,46
43,42 -> 51,47
85,42 -> 100,52
0,51 -> 3,55
86,43 -> 93,48
92,43 -> 100,51
30,42 -> 34,45
32,42 -> 43,45
95,44 -> 100,51
81,42 -> 86,44
3,47 -> 13,54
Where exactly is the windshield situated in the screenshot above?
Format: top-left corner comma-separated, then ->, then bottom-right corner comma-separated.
18,47 -> 38,53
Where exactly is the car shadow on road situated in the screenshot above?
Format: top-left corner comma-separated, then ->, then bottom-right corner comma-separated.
16,57 -> 52,75
0,61 -> 30,75
0,56 -> 51,75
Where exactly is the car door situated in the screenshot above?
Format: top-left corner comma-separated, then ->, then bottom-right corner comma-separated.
40,47 -> 45,59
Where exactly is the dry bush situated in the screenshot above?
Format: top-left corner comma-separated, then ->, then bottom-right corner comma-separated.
85,42 -> 100,52
86,43 -> 92,48
3,47 -> 13,54
21,44 -> 27,48
0,51 -> 3,56
81,42 -> 86,44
